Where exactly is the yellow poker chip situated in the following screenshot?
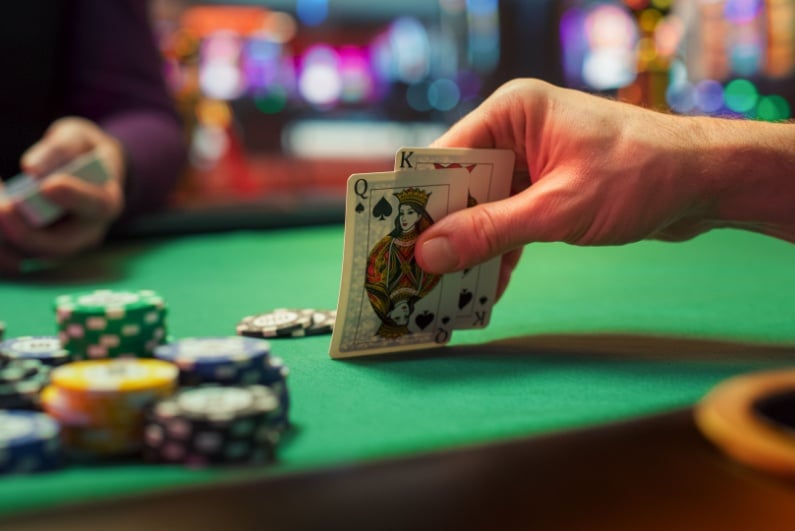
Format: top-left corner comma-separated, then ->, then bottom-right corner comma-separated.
694,368 -> 795,478
44,384 -> 172,427
41,385 -> 94,427
50,359 -> 178,394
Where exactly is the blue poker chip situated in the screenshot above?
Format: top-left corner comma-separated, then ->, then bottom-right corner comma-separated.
0,410 -> 61,474
1,336 -> 70,367
155,337 -> 272,384
155,338 -> 291,430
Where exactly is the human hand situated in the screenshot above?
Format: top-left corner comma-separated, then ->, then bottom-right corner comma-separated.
0,117 -> 126,273
415,78 -> 795,298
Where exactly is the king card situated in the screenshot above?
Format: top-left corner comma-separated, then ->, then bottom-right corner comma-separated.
330,169 -> 469,359
395,147 -> 514,329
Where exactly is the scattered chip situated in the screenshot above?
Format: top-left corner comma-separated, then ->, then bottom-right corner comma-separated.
236,308 -> 335,338
305,309 -> 336,336
236,308 -> 313,338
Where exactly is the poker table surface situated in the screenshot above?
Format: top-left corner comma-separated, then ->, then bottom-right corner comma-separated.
1,221 -> 795,529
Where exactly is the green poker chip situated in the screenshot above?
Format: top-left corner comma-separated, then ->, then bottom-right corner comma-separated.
54,289 -> 169,362
54,289 -> 166,319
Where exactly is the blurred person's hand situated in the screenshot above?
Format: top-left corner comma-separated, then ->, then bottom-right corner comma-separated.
415,79 -> 795,298
0,117 -> 126,273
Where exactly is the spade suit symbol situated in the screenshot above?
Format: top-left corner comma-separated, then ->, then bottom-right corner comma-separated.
356,203 -> 365,213
458,289 -> 473,309
372,197 -> 393,220
415,311 -> 435,330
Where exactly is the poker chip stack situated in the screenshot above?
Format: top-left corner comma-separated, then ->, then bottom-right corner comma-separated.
54,289 -> 168,360
1,336 -> 71,367
143,385 -> 279,466
0,410 -> 60,474
236,308 -> 336,338
154,337 -> 290,430
0,358 -> 51,410
41,359 -> 178,456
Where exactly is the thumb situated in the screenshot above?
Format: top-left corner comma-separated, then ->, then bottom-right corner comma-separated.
416,178 -> 572,273
21,118 -> 97,177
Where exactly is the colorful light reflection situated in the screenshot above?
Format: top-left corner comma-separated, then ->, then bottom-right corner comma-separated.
560,0 -> 793,121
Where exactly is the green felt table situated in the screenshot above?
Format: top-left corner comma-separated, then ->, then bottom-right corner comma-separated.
0,224 -> 794,524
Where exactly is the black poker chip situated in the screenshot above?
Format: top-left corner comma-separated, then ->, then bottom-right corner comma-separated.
143,385 -> 280,466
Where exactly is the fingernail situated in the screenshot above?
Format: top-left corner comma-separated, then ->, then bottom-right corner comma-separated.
421,237 -> 458,272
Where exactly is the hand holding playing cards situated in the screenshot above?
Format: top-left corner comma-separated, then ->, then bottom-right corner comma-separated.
415,78 -> 795,298
0,117 -> 123,272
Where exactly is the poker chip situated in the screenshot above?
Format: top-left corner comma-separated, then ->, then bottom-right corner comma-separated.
0,359 -> 50,410
236,308 -> 336,338
1,336 -> 70,367
236,308 -> 313,338
305,309 -> 336,336
143,385 -> 279,466
154,336 -> 271,385
43,359 -> 178,456
0,410 -> 60,474
154,337 -> 290,430
54,289 -> 168,361
694,368 -> 795,478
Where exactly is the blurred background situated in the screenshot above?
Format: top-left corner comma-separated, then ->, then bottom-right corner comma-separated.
145,0 -> 795,228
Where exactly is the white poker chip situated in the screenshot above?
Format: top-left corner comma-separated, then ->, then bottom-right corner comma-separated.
236,309 -> 313,338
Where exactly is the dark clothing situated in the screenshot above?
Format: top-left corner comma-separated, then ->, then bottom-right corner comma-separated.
0,0 -> 186,221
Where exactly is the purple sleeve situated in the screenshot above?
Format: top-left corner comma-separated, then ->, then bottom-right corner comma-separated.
64,0 -> 187,221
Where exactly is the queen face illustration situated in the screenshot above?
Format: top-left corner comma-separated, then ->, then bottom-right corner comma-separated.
387,300 -> 412,326
398,205 -> 420,233
364,187 -> 441,339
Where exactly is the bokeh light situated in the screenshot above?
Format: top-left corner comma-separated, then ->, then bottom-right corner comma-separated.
724,78 -> 759,112
254,87 -> 288,114
428,79 -> 461,111
200,61 -> 244,100
694,80 -> 725,113
666,82 -> 696,113
724,0 -> 764,23
579,4 -> 638,90
299,45 -> 342,107
338,47 -> 374,104
296,0 -> 328,27
755,94 -> 791,121
389,17 -> 431,84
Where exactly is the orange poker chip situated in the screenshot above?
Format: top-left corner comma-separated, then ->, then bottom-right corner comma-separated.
694,368 -> 795,478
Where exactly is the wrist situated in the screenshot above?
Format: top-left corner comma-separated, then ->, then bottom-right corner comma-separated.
687,117 -> 795,241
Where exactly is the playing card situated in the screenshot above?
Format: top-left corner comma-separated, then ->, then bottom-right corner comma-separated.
395,147 -> 514,329
330,169 -> 469,359
56,152 -> 111,186
2,151 -> 111,227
